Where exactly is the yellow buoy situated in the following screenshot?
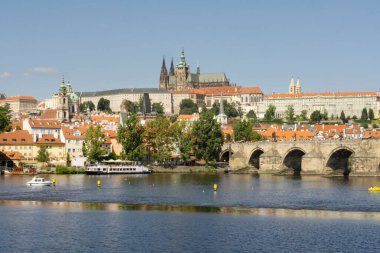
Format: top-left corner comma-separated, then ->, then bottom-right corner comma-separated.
368,186 -> 380,192
97,180 -> 101,187
52,178 -> 56,185
213,184 -> 218,191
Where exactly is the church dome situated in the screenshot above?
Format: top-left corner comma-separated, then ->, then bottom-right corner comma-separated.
69,93 -> 79,101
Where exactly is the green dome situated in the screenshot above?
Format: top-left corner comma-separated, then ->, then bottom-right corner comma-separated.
69,93 -> 79,101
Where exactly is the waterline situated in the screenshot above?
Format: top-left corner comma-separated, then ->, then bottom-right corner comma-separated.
1,199 -> 380,220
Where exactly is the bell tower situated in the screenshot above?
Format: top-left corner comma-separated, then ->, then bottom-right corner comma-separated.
175,49 -> 190,91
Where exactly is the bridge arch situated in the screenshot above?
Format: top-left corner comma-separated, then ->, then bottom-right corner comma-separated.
282,147 -> 306,175
220,149 -> 233,162
326,147 -> 354,175
248,148 -> 264,169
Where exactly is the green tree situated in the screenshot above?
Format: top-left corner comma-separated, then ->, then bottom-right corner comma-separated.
264,104 -> 276,121
179,99 -> 198,115
300,110 -> 308,121
0,104 -> 11,132
310,110 -> 322,123
340,110 -> 346,122
252,131 -> 267,141
121,99 -> 138,114
322,109 -> 328,120
97,97 -> 112,113
211,100 -> 239,118
285,105 -> 295,123
234,119 -> 252,142
151,102 -> 164,115
246,110 -> 257,122
191,111 -> 224,165
330,114 -> 335,120
83,125 -> 106,162
66,153 -> 71,167
352,115 -> 358,120
145,117 -> 173,162
361,108 -> 368,121
36,145 -> 50,168
117,114 -> 145,161
368,108 -> 375,121
79,101 -> 95,113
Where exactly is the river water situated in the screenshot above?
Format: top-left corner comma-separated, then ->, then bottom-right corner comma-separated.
1,173 -> 380,252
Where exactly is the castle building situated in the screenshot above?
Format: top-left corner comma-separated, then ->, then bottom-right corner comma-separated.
44,78 -> 80,122
159,49 -> 230,91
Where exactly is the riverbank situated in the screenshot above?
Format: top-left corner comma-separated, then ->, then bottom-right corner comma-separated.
149,165 -> 226,173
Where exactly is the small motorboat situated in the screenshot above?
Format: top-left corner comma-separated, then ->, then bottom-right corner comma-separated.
26,176 -> 52,186
368,186 -> 380,192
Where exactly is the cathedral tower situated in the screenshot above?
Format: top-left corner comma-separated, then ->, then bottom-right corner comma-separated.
175,49 -> 190,91
159,57 -> 169,89
289,78 -> 296,94
295,79 -> 301,94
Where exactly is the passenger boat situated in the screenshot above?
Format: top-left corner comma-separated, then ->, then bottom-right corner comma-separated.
85,160 -> 151,175
26,176 -> 52,186
368,186 -> 380,192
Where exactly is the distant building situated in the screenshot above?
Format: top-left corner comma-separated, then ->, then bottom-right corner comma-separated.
44,78 -> 80,122
256,78 -> 379,119
0,96 -> 38,115
159,49 -> 230,91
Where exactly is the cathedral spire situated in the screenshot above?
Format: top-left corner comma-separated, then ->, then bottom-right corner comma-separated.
196,61 -> 200,75
161,57 -> 166,69
289,77 -> 296,94
159,56 -> 169,89
169,57 -> 175,76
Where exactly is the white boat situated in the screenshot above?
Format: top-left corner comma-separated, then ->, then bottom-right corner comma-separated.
85,160 -> 151,175
26,176 -> 52,186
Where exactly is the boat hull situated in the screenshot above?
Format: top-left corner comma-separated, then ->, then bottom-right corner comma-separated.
85,171 -> 151,175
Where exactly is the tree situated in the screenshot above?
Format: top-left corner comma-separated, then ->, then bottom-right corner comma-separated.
151,102 -> 164,115
340,110 -> 346,122
211,100 -> 239,118
246,110 -> 257,122
234,119 -> 252,142
310,110 -> 322,123
252,131 -> 267,141
83,125 -> 106,163
191,111 -> 224,165
36,145 -> 50,168
66,153 -> 71,167
144,116 -> 173,162
285,105 -> 295,123
300,110 -> 308,121
352,115 -> 358,120
264,104 -> 276,121
79,101 -> 95,113
97,97 -> 112,113
117,114 -> 145,161
0,104 -> 11,132
361,108 -> 368,121
121,99 -> 138,114
179,99 -> 198,115
368,108 -> 375,121
322,109 -> 328,120
330,114 -> 335,120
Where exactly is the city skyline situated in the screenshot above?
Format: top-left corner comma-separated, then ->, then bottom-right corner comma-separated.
1,0 -> 380,100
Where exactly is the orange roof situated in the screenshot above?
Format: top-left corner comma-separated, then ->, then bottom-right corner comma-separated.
91,115 -> 120,123
261,129 -> 315,141
61,126 -> 87,140
313,124 -> 345,133
177,114 -> 199,120
0,151 -> 25,160
35,134 -> 63,144
40,109 -> 58,120
0,130 -> 34,145
240,87 -> 263,94
29,119 -> 62,129
3,96 -> 38,102
364,131 -> 380,139
266,91 -> 378,99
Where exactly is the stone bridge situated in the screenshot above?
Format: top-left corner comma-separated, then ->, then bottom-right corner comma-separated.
221,139 -> 380,175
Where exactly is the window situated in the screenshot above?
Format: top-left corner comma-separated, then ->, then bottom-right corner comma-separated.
12,139 -> 16,142
21,139 -> 25,142
2,139 -> 7,141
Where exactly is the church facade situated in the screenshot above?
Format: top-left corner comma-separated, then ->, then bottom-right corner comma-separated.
159,49 -> 230,91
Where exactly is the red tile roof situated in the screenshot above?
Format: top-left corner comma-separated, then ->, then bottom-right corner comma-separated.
0,130 -> 33,145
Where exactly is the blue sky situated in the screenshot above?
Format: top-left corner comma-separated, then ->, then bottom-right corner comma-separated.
0,0 -> 379,100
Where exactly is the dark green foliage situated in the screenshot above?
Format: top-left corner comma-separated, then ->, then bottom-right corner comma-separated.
252,131 -> 267,141
234,119 -> 252,142
310,110 -> 322,123
190,111 -> 224,164
361,108 -> 368,121
121,99 -> 139,114
340,111 -> 346,122
56,166 -> 85,174
117,114 -> 146,161
152,102 -> 164,115
246,110 -> 257,121
97,97 -> 112,113
285,105 -> 295,123
369,108 -> 375,120
36,145 -> 50,167
179,99 -> 198,115
79,101 -> 95,113
83,125 -> 106,162
0,104 -> 11,132
264,104 -> 276,121
211,100 -> 239,118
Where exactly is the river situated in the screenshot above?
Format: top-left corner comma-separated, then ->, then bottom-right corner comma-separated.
1,173 -> 380,252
